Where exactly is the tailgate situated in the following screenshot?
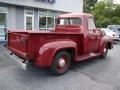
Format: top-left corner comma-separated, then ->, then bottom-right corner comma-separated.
7,32 -> 28,59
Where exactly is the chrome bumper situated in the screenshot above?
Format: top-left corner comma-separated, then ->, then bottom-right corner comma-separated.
4,51 -> 29,70
113,37 -> 120,41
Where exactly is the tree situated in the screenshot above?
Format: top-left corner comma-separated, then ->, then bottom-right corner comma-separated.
83,0 -> 98,13
113,4 -> 120,17
91,0 -> 120,27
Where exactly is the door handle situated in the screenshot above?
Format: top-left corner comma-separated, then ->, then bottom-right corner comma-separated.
89,35 -> 98,39
89,36 -> 96,39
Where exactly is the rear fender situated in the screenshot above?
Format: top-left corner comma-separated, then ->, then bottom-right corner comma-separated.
35,40 -> 77,67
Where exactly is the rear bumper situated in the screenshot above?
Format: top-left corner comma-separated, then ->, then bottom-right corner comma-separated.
5,51 -> 30,70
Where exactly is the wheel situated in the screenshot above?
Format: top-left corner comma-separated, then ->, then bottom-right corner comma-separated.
100,45 -> 108,58
50,51 -> 71,75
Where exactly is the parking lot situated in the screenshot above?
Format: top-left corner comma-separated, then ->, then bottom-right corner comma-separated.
0,42 -> 120,90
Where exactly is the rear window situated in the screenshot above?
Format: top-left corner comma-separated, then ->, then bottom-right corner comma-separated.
57,18 -> 81,25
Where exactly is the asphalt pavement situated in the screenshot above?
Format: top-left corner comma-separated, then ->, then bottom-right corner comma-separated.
0,42 -> 120,90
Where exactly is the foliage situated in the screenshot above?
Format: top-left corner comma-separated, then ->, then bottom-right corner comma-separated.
83,0 -> 98,13
91,0 -> 120,27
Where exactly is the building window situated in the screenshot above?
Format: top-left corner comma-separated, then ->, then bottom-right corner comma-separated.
47,17 -> 54,28
0,6 -> 8,40
24,8 -> 34,30
38,10 -> 61,30
39,16 -> 47,29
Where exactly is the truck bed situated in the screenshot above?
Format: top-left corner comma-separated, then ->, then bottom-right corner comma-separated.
7,30 -> 84,61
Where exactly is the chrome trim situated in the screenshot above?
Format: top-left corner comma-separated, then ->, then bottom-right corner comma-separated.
10,54 -> 28,70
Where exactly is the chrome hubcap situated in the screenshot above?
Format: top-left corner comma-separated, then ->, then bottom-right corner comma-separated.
58,58 -> 66,68
104,48 -> 107,53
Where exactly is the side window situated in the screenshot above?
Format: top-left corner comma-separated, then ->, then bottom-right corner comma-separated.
88,17 -> 96,30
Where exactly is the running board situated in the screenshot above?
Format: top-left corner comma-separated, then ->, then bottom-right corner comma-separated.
76,53 -> 101,61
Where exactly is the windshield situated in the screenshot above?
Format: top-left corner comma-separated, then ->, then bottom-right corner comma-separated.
108,25 -> 120,32
57,18 -> 81,25
113,27 -> 120,32
107,29 -> 113,32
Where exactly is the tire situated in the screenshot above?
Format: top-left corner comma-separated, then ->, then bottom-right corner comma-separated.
50,51 -> 71,75
100,45 -> 108,58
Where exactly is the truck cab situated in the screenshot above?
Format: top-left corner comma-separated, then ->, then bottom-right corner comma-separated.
55,13 -> 107,55
7,13 -> 113,75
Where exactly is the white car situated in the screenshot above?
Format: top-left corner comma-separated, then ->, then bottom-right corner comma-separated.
101,28 -> 120,41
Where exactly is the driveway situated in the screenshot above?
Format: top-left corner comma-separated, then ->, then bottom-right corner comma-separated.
0,43 -> 120,90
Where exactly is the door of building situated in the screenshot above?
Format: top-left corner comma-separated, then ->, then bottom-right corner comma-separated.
25,15 -> 34,30
0,13 -> 7,40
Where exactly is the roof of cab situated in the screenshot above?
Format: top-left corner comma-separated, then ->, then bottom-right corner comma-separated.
58,13 -> 94,18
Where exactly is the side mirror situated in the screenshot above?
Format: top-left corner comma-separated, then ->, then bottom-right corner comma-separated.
97,28 -> 101,31
97,28 -> 106,36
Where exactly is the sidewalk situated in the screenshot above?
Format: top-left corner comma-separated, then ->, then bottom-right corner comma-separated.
0,40 -> 7,49
0,40 -> 7,43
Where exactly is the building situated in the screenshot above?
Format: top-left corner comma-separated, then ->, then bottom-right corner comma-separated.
0,0 -> 83,40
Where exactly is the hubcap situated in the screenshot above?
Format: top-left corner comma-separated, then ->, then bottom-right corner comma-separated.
104,48 -> 107,53
58,58 -> 66,68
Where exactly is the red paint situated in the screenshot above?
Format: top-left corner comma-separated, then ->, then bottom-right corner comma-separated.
7,13 -> 113,68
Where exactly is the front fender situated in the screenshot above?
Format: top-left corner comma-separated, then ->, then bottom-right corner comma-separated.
99,36 -> 113,53
35,40 -> 77,67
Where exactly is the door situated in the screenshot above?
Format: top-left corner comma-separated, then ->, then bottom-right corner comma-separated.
25,15 -> 34,30
86,17 -> 101,53
0,13 -> 7,40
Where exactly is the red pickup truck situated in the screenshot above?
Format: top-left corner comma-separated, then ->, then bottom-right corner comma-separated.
7,13 -> 113,75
